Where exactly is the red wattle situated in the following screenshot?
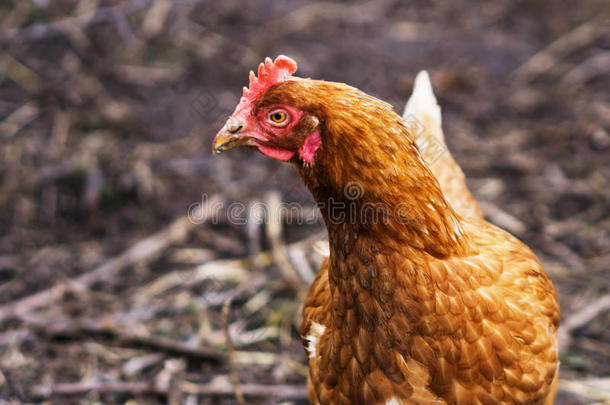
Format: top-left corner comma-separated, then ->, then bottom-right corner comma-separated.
257,144 -> 295,161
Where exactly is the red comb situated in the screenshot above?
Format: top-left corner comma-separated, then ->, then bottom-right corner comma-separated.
242,55 -> 298,102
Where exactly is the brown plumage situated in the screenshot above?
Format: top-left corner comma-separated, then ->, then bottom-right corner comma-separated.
213,56 -> 560,405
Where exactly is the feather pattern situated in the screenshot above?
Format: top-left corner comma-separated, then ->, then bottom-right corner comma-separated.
286,76 -> 559,404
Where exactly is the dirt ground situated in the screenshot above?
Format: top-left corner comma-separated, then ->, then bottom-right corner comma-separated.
0,0 -> 608,404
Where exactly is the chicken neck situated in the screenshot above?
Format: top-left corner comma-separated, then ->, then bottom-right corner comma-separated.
294,104 -> 477,332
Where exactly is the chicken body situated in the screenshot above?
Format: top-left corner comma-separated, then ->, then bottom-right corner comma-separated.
303,220 -> 559,405
213,56 -> 560,405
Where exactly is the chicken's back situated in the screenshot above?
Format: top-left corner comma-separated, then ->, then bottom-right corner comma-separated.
404,72 -> 560,404
422,218 -> 560,404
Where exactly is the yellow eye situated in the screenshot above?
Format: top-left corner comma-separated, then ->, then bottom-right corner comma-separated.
269,110 -> 287,124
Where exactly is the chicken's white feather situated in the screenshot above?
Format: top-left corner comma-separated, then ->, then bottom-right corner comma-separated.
403,70 -> 442,138
305,321 -> 326,359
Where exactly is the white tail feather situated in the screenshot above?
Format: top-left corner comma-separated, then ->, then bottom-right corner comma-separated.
403,70 -> 444,143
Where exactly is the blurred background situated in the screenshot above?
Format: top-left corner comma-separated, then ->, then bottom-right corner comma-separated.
0,0 -> 609,404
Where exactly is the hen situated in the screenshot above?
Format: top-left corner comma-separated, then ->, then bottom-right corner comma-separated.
213,56 -> 560,405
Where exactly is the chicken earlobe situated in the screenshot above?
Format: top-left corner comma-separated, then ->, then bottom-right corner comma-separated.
298,130 -> 322,163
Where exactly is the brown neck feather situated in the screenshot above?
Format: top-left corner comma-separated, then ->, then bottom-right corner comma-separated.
286,81 -> 477,334
264,79 -> 476,330
288,80 -> 474,260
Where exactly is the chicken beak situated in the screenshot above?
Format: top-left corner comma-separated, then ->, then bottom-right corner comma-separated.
213,131 -> 249,154
212,120 -> 255,154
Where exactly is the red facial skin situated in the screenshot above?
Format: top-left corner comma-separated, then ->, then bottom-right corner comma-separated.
256,104 -> 303,134
231,103 -> 321,162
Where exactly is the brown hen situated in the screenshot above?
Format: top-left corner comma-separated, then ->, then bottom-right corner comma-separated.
213,56 -> 560,405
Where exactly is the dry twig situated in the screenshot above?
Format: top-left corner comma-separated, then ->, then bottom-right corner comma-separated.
35,380 -> 308,400
558,378 -> 610,402
266,191 -> 303,286
222,296 -> 246,405
22,313 -> 226,362
0,194 -> 222,324
559,294 -> 610,348
512,16 -> 606,83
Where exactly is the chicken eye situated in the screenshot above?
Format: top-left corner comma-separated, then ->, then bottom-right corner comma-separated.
268,110 -> 288,126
